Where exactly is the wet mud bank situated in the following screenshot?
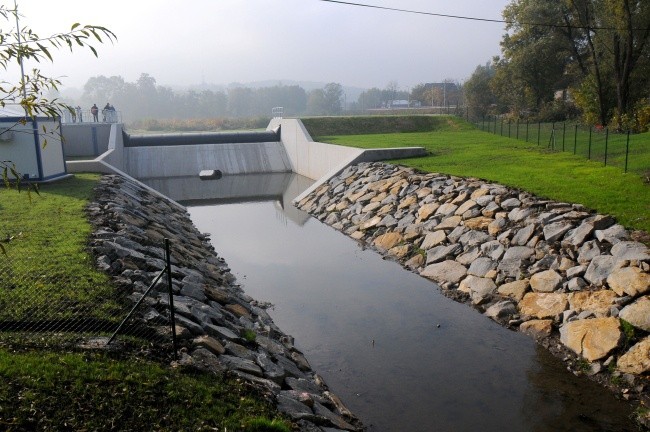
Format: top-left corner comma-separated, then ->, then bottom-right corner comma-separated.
296,162 -> 650,429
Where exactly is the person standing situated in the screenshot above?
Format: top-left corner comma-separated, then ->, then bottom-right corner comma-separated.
75,105 -> 83,123
91,104 -> 99,122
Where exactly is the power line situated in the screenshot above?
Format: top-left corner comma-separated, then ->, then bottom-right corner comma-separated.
315,0 -> 644,31
317,0 -> 505,25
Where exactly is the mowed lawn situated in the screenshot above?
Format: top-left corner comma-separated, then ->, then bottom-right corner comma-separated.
313,119 -> 650,234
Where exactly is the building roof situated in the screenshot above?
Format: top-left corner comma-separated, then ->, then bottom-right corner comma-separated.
0,104 -> 26,117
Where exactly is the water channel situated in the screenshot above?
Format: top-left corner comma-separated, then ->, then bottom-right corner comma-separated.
142,172 -> 636,432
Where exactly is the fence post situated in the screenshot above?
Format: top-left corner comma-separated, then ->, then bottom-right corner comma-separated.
500,119 -> 504,136
165,238 -> 179,361
526,121 -> 529,142
562,122 -> 566,151
537,122 -> 541,146
605,128 -> 609,166
494,116 -> 498,134
625,130 -> 630,173
551,122 -> 555,149
508,120 -> 511,138
588,127 -> 592,159
516,120 -> 519,139
574,124 -> 578,154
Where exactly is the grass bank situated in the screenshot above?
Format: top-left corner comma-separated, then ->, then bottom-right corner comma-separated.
0,177 -> 290,431
306,116 -> 650,234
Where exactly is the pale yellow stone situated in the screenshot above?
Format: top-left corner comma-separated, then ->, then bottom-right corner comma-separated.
416,187 -> 432,198
568,290 -> 617,317
389,244 -> 411,258
398,195 -> 418,210
617,337 -> 650,375
520,319 -> 553,339
498,279 -> 530,302
519,292 -> 568,319
370,191 -> 388,203
559,317 -> 622,361
418,203 -> 440,221
360,216 -> 382,230
464,217 -> 494,230
607,266 -> 650,297
374,232 -> 404,251
455,200 -> 478,216
470,188 -> 489,199
376,204 -> 395,216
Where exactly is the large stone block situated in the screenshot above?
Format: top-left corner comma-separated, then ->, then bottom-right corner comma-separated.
420,260 -> 467,284
619,296 -> 650,332
519,292 -> 568,319
559,317 -> 621,361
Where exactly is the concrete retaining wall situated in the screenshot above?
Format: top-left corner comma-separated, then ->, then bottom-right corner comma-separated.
278,118 -> 428,203
61,123 -> 112,157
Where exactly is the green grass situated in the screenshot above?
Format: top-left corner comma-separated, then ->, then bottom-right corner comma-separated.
0,348 -> 290,431
474,119 -> 650,177
309,116 -> 650,233
0,174 -> 124,322
0,175 -> 292,430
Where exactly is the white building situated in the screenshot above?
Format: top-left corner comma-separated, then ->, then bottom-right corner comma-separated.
0,104 -> 68,182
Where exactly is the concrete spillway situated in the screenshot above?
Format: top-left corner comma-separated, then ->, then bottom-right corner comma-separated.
64,118 -> 428,194
121,128 -> 292,178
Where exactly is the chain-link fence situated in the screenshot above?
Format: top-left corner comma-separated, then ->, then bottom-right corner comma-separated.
471,117 -> 648,176
0,236 -> 178,358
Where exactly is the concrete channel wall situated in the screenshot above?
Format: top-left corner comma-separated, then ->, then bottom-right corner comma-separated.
64,119 -> 426,194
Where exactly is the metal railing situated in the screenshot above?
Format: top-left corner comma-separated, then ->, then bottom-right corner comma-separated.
60,108 -> 122,124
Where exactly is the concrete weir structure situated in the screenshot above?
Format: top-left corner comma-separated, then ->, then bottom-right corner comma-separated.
64,118 -> 426,187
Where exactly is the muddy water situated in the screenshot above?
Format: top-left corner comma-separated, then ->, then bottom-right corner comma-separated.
143,173 -> 636,432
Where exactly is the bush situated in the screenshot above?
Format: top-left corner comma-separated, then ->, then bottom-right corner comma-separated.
609,102 -> 650,133
536,100 -> 581,123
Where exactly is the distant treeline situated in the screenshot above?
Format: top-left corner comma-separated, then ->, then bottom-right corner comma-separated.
74,74 -> 347,121
71,74 -> 464,123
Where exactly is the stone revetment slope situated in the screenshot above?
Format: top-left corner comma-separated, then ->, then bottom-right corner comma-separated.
297,161 -> 650,427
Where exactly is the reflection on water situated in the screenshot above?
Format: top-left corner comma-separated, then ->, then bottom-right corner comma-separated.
146,173 -> 636,432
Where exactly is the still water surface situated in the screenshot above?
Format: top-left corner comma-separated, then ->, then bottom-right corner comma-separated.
143,173 -> 635,432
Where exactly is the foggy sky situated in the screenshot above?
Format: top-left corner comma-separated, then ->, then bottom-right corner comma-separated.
12,0 -> 510,92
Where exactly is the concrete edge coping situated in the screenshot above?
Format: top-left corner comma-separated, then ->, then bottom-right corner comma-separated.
66,157 -> 186,211
292,145 -> 428,204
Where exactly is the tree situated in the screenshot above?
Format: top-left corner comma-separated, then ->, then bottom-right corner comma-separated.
464,62 -> 498,120
323,83 -> 343,115
1,3 -> 114,185
495,0 -> 575,115
498,0 -> 650,126
306,88 -> 327,115
569,0 -> 650,126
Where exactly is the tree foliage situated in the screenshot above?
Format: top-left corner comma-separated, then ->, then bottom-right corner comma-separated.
0,4 -> 115,120
465,0 -> 650,128
0,2 -> 115,192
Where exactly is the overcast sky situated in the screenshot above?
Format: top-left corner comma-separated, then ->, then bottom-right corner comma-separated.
12,0 -> 511,92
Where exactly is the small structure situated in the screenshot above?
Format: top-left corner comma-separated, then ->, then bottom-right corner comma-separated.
0,104 -> 68,182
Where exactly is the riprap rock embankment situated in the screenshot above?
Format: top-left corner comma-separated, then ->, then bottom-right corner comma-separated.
88,174 -> 363,432
297,162 -> 649,423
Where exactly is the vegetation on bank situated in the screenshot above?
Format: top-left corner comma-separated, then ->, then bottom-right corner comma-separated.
0,177 -> 291,431
306,115 -> 650,234
0,348 -> 289,431
127,116 -> 271,133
